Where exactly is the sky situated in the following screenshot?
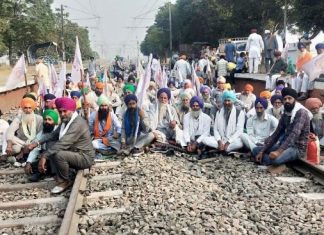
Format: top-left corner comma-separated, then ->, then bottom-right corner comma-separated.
52,0 -> 175,61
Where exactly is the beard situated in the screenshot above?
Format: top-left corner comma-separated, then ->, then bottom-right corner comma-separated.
95,90 -> 102,97
284,102 -> 295,112
313,112 -> 322,121
158,104 -> 168,122
22,113 -> 34,125
98,109 -> 109,121
272,107 -> 281,117
191,110 -> 201,119
256,111 -> 264,118
43,123 -> 55,133
181,105 -> 190,112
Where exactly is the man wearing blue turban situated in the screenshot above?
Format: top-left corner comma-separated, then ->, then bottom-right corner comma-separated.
240,97 -> 278,151
199,91 -> 245,153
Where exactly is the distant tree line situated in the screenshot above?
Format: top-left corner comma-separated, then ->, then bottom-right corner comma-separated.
141,0 -> 324,57
0,0 -> 96,64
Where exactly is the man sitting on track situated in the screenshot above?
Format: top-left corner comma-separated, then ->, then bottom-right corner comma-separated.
240,97 -> 278,152
182,96 -> 211,156
253,88 -> 311,172
29,97 -> 95,194
199,91 -> 245,154
120,94 -> 154,156
25,109 -> 60,182
89,95 -> 122,155
5,98 -> 43,164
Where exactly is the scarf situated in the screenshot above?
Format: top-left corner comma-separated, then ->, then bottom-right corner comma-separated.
216,106 -> 237,141
288,102 -> 313,123
59,112 -> 78,139
21,114 -> 37,141
124,108 -> 140,137
94,111 -> 112,146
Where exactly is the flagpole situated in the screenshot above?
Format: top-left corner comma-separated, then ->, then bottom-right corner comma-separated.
24,71 -> 29,93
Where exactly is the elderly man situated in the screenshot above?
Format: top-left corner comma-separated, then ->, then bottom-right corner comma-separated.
89,95 -> 121,154
253,88 -> 311,169
305,98 -> 324,142
176,92 -> 192,127
246,27 -> 264,74
29,97 -> 95,193
267,95 -> 283,120
121,94 -> 154,156
240,98 -> 278,151
183,96 -> 211,154
200,91 -> 245,153
25,109 -> 59,182
6,98 -> 43,162
149,88 -> 180,145
238,84 -> 256,112
0,110 -> 9,159
200,85 -> 213,117
210,76 -> 227,111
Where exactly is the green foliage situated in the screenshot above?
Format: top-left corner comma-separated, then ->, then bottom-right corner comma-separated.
141,0 -> 323,57
0,0 -> 95,64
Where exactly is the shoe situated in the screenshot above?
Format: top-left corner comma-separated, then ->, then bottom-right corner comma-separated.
132,148 -> 144,157
150,147 -> 168,154
51,181 -> 72,194
28,173 -> 45,182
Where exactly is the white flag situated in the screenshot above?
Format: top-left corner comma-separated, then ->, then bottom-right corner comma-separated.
103,68 -> 109,95
154,61 -> 163,88
302,53 -> 324,81
71,36 -> 84,84
136,54 -> 153,108
53,62 -> 66,98
49,64 -> 58,93
136,58 -> 144,83
191,63 -> 201,96
5,54 -> 27,90
161,66 -> 168,88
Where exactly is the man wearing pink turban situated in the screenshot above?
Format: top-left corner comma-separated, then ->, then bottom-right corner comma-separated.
28,97 -> 95,194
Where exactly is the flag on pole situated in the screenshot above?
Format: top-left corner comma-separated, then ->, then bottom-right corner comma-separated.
161,66 -> 168,88
71,36 -> 84,84
191,63 -> 201,96
103,68 -> 109,95
136,58 -> 144,83
53,62 -> 66,98
49,64 -> 58,93
136,54 -> 153,108
302,53 -> 324,81
5,54 -> 27,90
154,61 -> 163,88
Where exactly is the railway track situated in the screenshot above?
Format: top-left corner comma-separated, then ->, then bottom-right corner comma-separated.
290,158 -> 324,186
0,160 -> 126,235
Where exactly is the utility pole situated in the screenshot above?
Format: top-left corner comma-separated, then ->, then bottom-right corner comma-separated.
61,4 -> 66,61
168,0 -> 172,67
283,0 -> 287,46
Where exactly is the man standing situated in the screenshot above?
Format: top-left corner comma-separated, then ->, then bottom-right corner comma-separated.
174,54 -> 191,85
265,51 -> 288,90
246,27 -> 264,74
253,88 -> 311,168
200,91 -> 245,153
35,59 -> 50,94
89,95 -> 121,154
183,96 -> 211,154
216,55 -> 228,77
121,94 -> 154,156
240,98 -> 278,151
32,97 -> 95,193
88,56 -> 97,78
263,30 -> 278,73
224,39 -> 236,62
6,98 -> 43,162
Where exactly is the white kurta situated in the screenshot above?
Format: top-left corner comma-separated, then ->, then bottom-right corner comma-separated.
246,33 -> 264,58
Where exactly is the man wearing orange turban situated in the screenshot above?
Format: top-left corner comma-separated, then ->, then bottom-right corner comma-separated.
95,82 -> 104,97
5,97 -> 43,163
238,84 -> 256,112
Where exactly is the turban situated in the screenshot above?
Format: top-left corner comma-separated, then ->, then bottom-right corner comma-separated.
157,88 -> 171,100
297,42 -> 306,50
43,109 -> 59,124
70,91 -> 81,99
81,87 -> 89,95
97,95 -> 110,106
21,97 -> 37,110
270,95 -> 283,105
260,90 -> 271,99
244,84 -> 254,92
55,97 -> 76,111
23,93 -> 37,101
198,77 -> 204,84
184,79 -> 192,87
222,91 -> 237,102
281,87 -> 298,99
217,76 -> 226,83
167,81 -> 175,87
44,93 -> 56,101
275,85 -> 284,91
95,82 -> 104,89
224,83 -> 231,90
255,97 -> 268,109
315,43 -> 324,50
123,83 -> 136,93
179,91 -> 192,101
305,98 -> 322,110
200,85 -> 211,94
190,96 -> 204,109
149,81 -> 157,89
124,94 -> 138,105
